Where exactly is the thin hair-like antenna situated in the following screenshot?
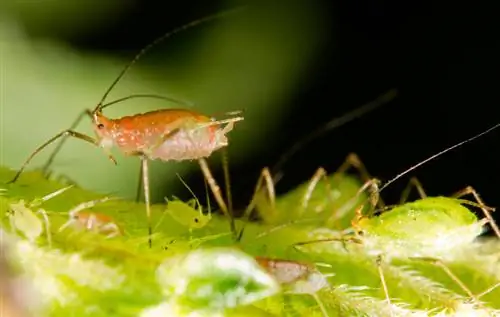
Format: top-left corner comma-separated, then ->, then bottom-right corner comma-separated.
94,6 -> 246,113
271,89 -> 398,183
377,122 -> 500,195
100,94 -> 194,110
175,173 -> 201,209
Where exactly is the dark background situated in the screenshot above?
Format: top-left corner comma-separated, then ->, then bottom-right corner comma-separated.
18,1 -> 500,229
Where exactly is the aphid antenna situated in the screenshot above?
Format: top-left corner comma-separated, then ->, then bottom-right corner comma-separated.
93,6 -> 246,115
376,122 -> 500,196
271,88 -> 399,185
175,173 -> 202,212
99,94 -> 194,111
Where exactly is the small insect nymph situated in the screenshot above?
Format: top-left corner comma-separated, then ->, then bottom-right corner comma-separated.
58,197 -> 122,238
6,185 -> 73,246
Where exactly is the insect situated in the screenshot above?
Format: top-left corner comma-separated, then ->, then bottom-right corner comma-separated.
58,196 -> 122,238
6,8 -> 245,248
5,185 -> 73,246
255,256 -> 332,317
163,174 -> 212,240
291,122 -> 500,314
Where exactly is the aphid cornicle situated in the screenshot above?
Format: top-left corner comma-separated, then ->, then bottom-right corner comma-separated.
7,8 -> 244,248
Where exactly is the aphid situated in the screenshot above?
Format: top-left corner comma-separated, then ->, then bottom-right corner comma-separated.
58,196 -> 122,238
164,174 -> 212,240
293,122 -> 500,312
6,185 -> 73,246
6,8 -> 245,248
255,256 -> 331,317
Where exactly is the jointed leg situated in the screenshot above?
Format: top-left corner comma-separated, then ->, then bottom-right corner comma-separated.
376,255 -> 393,316
399,177 -> 427,204
141,157 -> 153,248
475,281 -> 500,300
299,167 -> 333,217
36,209 -> 52,247
198,158 -> 235,238
42,109 -> 93,176
350,178 -> 382,231
410,257 -> 478,304
8,129 -> 116,184
334,153 -> 385,209
452,186 -> 500,238
221,149 -> 234,223
242,167 -> 276,223
100,222 -> 121,238
135,163 -> 143,202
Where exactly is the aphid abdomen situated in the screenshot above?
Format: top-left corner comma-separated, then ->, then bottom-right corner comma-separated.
149,127 -> 223,161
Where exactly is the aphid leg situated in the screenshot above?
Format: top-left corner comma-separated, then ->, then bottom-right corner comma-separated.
410,256 -> 478,303
86,214 -> 98,231
35,209 -> 52,247
293,236 -> 363,253
197,158 -> 235,238
221,149 -> 233,222
237,167 -> 276,241
41,109 -> 93,176
100,222 -> 121,238
451,186 -> 500,238
135,164 -> 143,203
334,153 -> 385,209
398,177 -> 427,204
475,281 -> 500,300
350,178 -> 382,231
311,292 -> 329,317
8,129 -> 116,184
376,254 -> 393,316
298,167 -> 333,217
141,157 -> 153,248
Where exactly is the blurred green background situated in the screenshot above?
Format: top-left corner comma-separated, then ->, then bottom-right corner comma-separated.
0,1 -> 330,202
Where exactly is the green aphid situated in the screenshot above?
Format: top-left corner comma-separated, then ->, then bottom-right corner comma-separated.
7,185 -> 73,246
164,174 -> 212,243
296,179 -> 499,312
358,196 -> 486,259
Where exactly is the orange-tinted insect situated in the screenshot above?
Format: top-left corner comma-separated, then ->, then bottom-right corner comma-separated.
58,197 -> 122,238
7,8 -> 244,248
255,256 -> 330,317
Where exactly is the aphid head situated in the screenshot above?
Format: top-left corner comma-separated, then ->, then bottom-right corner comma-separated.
91,110 -> 114,149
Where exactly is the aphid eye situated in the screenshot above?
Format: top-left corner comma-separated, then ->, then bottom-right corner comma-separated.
194,218 -> 199,223
97,123 -> 104,129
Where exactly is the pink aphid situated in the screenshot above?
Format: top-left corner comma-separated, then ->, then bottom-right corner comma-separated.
59,197 -> 122,238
